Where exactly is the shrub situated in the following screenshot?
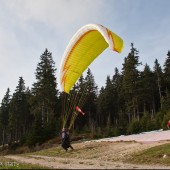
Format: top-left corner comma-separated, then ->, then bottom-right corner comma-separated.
127,118 -> 141,134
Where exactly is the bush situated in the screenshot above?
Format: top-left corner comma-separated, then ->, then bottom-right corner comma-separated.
140,112 -> 150,132
9,142 -> 20,150
127,118 -> 141,134
155,112 -> 164,129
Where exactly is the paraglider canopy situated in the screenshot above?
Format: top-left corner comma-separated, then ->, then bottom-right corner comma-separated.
59,23 -> 124,130
59,24 -> 124,94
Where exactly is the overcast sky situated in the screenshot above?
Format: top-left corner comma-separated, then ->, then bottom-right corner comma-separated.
0,0 -> 170,101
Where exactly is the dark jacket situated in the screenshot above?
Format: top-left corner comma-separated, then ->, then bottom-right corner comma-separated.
61,130 -> 73,151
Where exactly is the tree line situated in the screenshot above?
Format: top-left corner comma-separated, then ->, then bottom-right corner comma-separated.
0,44 -> 170,148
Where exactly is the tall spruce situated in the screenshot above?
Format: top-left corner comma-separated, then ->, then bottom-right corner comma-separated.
30,49 -> 58,145
122,43 -> 141,122
97,86 -> 105,128
99,76 -> 115,127
153,59 -> 163,110
8,77 -> 29,143
139,64 -> 155,114
84,68 -> 98,133
164,51 -> 170,92
162,51 -> 170,111
111,68 -> 122,125
164,51 -> 170,94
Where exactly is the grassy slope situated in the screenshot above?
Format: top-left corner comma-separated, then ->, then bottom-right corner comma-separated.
1,138 -> 170,168
128,142 -> 170,166
29,141 -> 170,166
27,141 -> 170,166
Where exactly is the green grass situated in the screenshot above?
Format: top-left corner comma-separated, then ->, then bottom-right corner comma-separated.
28,145 -> 76,158
27,145 -> 63,157
128,142 -> 170,166
0,156 -> 49,169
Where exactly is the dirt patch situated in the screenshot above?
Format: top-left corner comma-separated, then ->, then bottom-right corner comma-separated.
5,140 -> 170,169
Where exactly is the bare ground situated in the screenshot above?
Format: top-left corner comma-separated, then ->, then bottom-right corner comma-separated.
5,140 -> 170,169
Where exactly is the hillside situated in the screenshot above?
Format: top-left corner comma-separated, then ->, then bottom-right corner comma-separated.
3,130 -> 170,169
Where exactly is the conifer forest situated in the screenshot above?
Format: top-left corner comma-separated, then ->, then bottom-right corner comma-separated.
1,43 -> 170,147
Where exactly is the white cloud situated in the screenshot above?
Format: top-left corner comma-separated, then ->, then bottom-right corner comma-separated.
4,0 -> 105,32
0,0 -> 107,100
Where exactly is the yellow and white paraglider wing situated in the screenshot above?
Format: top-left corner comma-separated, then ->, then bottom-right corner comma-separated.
59,24 -> 124,93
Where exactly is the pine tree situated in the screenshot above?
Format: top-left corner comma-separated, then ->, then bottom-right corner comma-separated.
97,76 -> 112,129
153,59 -> 164,110
111,68 -> 122,125
0,88 -> 11,146
164,51 -> 170,92
97,86 -> 105,128
104,76 -> 114,125
112,68 -> 128,134
122,43 -> 141,122
139,64 -> 155,116
83,68 -> 98,134
162,51 -> 170,112
30,49 -> 58,145
8,77 -> 30,143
